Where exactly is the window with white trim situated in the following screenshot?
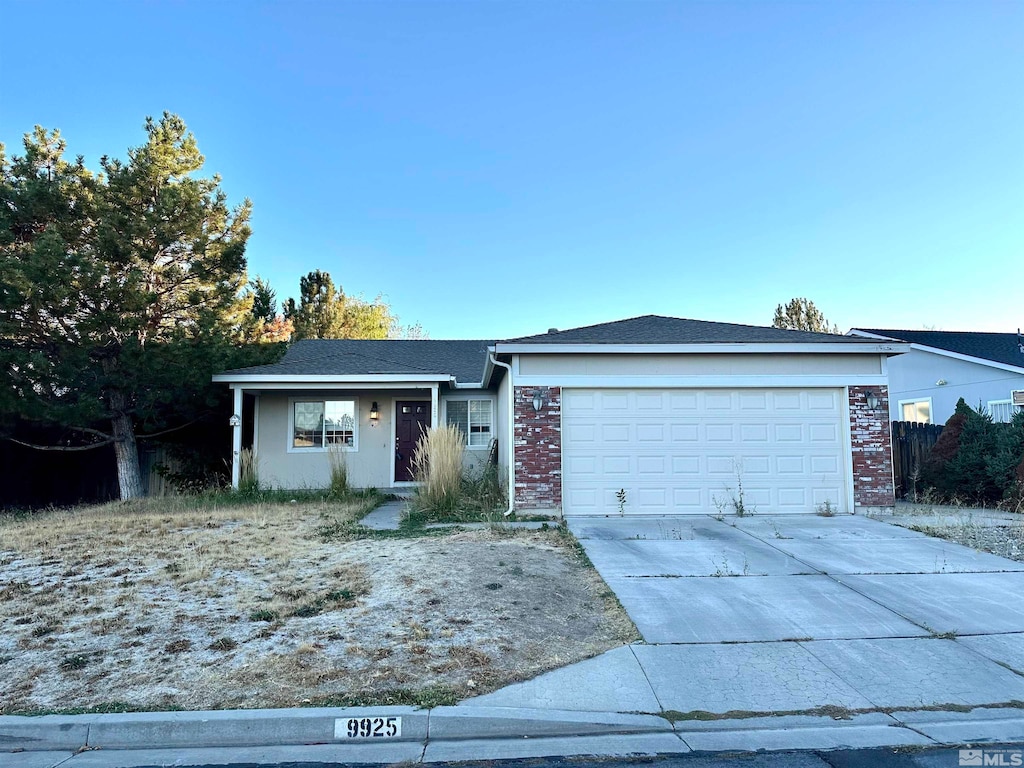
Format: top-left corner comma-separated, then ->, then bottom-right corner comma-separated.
445,399 -> 493,447
988,399 -> 1018,424
898,399 -> 932,424
292,399 -> 357,450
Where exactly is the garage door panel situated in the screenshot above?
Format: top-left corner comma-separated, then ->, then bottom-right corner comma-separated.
671,424 -> 700,442
743,456 -> 771,475
809,423 -> 839,443
636,423 -> 666,442
812,487 -> 844,506
705,424 -> 735,442
738,392 -> 769,410
673,456 -> 701,474
670,393 -> 699,411
598,392 -> 629,410
637,455 -> 667,474
705,392 -> 733,410
776,455 -> 806,474
562,388 -> 848,515
564,391 -> 597,411
565,423 -> 598,445
602,424 -> 631,442
601,455 -> 632,475
773,392 -> 803,410
706,455 -> 736,475
636,392 -> 666,410
774,424 -> 804,442
740,424 -> 770,442
673,487 -> 704,508
810,455 -> 840,474
567,456 -> 598,476
807,391 -> 840,411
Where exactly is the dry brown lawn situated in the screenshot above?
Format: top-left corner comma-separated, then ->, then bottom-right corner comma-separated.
0,497 -> 637,713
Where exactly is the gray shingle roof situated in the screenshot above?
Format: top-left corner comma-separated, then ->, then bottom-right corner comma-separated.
219,316 -> 888,382
221,339 -> 494,383
855,329 -> 1024,370
506,315 -> 871,345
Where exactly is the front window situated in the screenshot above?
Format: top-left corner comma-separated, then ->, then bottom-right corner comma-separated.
899,399 -> 932,424
446,399 -> 493,447
292,400 -> 356,450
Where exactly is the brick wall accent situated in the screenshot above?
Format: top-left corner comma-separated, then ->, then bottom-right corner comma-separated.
849,385 -> 896,509
513,386 -> 562,510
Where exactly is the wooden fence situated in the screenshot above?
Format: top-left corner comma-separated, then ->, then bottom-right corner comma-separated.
890,420 -> 944,499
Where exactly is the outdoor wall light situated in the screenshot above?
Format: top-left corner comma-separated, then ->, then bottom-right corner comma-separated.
864,391 -> 881,410
532,393 -> 545,412
369,401 -> 380,425
229,413 -> 241,428
935,379 -> 948,386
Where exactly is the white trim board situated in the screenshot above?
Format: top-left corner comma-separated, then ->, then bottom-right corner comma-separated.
227,382 -> 442,392
215,374 -> 452,384
511,374 -> 890,388
494,342 -> 907,355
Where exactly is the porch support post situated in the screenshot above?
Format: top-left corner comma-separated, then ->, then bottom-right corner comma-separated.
430,383 -> 439,430
231,386 -> 243,489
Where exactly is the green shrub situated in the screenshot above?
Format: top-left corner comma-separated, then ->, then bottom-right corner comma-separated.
922,399 -> 1024,505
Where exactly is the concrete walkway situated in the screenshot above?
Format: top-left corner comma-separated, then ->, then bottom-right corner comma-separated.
466,513 -> 1024,725
360,500 -> 406,530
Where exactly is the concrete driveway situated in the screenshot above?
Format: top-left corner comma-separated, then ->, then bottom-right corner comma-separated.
466,513 -> 1024,730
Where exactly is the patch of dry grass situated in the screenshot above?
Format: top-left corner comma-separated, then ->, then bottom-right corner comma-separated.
0,499 -> 636,713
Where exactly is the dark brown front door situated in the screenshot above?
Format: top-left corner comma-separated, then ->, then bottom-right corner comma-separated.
395,401 -> 431,482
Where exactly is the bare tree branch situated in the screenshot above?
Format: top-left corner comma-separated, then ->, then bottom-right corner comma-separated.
4,437 -> 119,451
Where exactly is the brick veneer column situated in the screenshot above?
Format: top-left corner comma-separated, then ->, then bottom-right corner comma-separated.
513,386 -> 562,511
849,385 -> 896,509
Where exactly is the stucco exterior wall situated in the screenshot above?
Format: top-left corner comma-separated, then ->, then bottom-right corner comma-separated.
255,390 -> 425,489
517,353 -> 883,377
885,348 -> 1024,423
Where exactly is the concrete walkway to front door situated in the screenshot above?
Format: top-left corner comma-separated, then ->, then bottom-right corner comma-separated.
462,513 -> 1024,748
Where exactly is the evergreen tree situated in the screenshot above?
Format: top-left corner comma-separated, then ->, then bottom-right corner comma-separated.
0,114 -> 255,499
772,298 -> 840,334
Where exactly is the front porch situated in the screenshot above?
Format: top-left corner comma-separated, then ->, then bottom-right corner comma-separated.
228,381 -> 442,491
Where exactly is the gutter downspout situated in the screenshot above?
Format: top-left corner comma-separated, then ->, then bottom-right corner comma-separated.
489,353 -> 515,517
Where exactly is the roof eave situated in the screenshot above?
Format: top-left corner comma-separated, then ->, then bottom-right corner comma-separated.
492,341 -> 909,355
848,330 -> 1024,375
212,373 -> 454,385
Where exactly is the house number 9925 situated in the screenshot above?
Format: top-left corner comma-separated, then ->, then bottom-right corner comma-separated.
336,716 -> 401,739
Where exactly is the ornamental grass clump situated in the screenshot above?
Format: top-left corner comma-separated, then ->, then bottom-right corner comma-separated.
327,445 -> 350,497
411,425 -> 465,517
237,448 -> 260,497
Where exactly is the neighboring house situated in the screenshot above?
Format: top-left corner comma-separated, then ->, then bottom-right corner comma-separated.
847,329 -> 1024,425
213,315 -> 907,516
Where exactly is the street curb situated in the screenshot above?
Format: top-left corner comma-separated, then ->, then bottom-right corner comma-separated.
0,705 -> 672,753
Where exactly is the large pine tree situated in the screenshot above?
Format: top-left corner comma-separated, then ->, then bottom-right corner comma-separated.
0,114 -> 254,499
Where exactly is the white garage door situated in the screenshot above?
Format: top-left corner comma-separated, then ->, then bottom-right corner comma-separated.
562,388 -> 848,515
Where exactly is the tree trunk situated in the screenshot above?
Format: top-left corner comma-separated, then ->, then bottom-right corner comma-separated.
109,391 -> 144,500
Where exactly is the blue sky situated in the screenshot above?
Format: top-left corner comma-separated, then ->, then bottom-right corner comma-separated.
2,1 -> 1021,339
